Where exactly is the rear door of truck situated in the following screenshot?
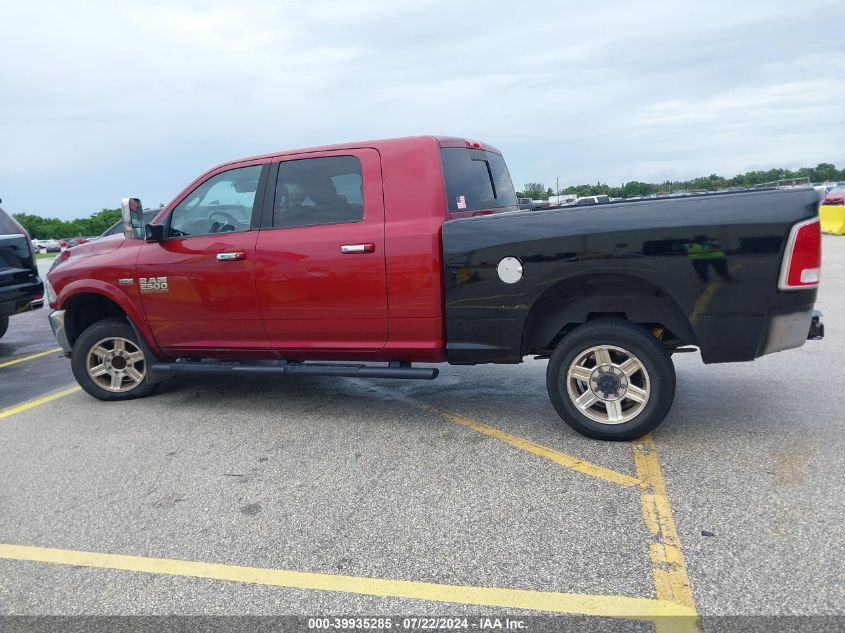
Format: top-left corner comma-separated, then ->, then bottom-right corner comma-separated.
254,149 -> 388,352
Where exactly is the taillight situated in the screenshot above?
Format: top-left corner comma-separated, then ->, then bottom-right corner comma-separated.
778,218 -> 821,290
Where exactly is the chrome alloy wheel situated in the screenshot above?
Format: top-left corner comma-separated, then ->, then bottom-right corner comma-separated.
566,345 -> 651,425
86,336 -> 146,392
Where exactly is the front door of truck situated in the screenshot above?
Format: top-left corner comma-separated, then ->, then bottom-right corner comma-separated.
254,149 -> 388,352
137,161 -> 271,354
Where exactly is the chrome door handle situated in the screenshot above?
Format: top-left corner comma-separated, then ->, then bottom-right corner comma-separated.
216,252 -> 246,261
340,243 -> 375,254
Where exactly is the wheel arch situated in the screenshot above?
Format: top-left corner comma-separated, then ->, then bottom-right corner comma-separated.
58,285 -> 164,360
521,273 -> 696,355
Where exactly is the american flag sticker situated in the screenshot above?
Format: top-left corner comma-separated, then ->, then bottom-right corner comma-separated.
456,195 -> 467,210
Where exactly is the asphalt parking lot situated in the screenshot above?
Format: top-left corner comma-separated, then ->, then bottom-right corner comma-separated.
1,241 -> 843,632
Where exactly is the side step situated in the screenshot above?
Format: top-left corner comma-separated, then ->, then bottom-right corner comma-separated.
150,359 -> 439,380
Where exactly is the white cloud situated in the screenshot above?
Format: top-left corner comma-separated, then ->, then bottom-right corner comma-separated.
0,0 -> 843,215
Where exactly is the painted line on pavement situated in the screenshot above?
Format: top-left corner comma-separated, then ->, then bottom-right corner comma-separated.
0,347 -> 62,369
0,386 -> 81,421
632,433 -> 697,628
0,543 -> 696,620
441,411 -> 641,488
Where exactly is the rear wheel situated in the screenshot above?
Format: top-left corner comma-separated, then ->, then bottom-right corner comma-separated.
0,316 -> 8,340
546,319 -> 676,440
71,317 -> 159,401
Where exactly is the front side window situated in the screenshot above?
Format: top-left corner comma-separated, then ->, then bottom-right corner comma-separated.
169,165 -> 262,237
441,148 -> 517,213
273,156 -> 364,229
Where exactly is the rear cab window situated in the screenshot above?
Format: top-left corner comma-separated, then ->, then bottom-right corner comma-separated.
440,147 -> 517,216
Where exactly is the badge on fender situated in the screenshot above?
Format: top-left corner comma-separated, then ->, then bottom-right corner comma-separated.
139,276 -> 169,293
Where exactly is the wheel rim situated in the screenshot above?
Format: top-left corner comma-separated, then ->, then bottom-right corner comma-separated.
565,345 -> 650,425
86,336 -> 146,393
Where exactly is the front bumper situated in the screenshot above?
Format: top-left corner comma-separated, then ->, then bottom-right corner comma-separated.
49,309 -> 73,356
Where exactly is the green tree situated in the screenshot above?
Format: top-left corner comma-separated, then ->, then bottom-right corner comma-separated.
519,182 -> 546,199
13,208 -> 121,239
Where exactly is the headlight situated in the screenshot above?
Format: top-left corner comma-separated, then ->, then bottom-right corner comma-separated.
44,277 -> 57,304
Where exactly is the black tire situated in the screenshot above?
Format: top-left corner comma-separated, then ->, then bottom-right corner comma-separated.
546,319 -> 676,441
0,316 -> 8,340
71,317 -> 159,401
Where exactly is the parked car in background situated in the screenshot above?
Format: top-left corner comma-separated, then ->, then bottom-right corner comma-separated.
822,185 -> 845,206
65,238 -> 91,249
32,239 -> 62,253
0,201 -> 43,340
569,195 -> 611,206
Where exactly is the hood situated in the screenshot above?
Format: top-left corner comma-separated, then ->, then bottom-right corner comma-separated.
67,233 -> 126,256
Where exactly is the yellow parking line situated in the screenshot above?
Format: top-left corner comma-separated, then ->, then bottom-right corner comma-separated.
632,434 -> 696,618
441,411 -> 641,488
0,543 -> 696,620
0,347 -> 62,369
0,386 -> 81,420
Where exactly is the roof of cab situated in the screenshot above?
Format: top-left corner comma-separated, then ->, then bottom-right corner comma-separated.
213,135 -> 503,171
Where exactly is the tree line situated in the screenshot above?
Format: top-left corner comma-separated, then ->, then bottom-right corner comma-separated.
12,209 -> 122,240
518,162 -> 844,200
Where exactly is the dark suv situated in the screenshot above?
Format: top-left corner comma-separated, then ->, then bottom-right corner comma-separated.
0,201 -> 43,340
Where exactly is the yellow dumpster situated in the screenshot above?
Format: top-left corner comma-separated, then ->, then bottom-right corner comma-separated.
820,205 -> 845,235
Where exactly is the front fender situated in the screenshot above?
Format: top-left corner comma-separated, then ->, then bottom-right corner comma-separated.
56,280 -> 166,360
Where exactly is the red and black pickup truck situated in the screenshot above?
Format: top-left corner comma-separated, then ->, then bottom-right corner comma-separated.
45,136 -> 824,440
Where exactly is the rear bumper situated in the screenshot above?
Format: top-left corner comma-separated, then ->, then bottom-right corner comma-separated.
0,280 -> 44,318
698,306 -> 823,363
761,308 -> 822,355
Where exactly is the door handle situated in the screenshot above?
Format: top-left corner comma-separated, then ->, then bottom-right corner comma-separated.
340,243 -> 375,254
216,252 -> 246,261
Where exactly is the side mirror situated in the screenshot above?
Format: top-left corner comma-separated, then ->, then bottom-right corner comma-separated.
121,197 -> 145,239
144,224 -> 164,242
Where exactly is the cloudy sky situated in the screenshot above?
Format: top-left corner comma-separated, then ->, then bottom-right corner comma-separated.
1,0 -> 844,218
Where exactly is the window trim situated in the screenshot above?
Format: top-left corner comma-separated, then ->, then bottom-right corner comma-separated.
260,153 -> 366,232
161,163 -> 269,241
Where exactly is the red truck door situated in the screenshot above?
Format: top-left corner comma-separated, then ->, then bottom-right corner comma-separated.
137,161 -> 271,353
254,149 -> 388,352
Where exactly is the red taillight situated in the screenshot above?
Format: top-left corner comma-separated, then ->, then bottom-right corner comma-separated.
823,196 -> 844,205
779,218 -> 821,290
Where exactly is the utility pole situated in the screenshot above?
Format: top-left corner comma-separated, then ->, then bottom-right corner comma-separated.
556,176 -> 559,196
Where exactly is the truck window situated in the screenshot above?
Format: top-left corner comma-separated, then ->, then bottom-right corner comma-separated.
440,148 -> 517,213
272,156 -> 364,229
169,165 -> 262,238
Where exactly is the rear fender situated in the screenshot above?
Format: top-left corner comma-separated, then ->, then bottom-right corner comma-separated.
522,274 -> 696,353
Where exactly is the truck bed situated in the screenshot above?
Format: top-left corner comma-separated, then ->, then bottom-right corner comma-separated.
441,188 -> 820,364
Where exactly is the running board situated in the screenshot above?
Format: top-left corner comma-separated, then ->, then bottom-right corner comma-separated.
150,360 -> 439,380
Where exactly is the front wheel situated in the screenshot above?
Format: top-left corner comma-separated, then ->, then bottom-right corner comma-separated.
546,319 -> 676,440
0,316 -> 8,340
71,317 -> 159,401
